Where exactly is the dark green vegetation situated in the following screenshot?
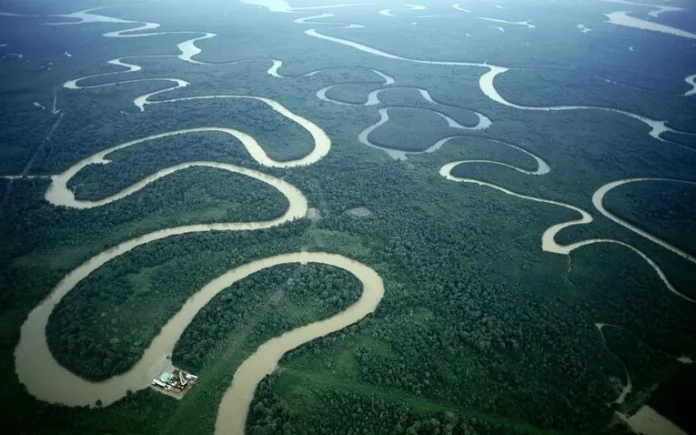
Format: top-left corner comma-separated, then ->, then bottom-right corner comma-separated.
1,0 -> 695,434
368,108 -> 452,153
603,180 -> 696,255
48,245 -> 362,380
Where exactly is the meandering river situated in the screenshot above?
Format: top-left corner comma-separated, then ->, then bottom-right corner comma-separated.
3,2 -> 695,433
7,6 -> 385,435
15,80 -> 382,435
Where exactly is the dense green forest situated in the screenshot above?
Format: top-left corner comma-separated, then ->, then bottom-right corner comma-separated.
1,0 -> 695,434
48,258 -> 362,380
367,107 -> 463,153
603,180 -> 696,254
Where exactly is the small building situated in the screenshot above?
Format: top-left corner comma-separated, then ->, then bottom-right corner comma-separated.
151,367 -> 198,399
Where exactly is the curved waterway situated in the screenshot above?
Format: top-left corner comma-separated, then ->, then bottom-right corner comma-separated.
436,137 -> 550,175
602,0 -> 685,19
358,107 -> 490,160
685,73 -> 696,97
297,22 -> 694,145
18,248 -> 383,434
378,3 -> 426,17
216,253 -> 384,434
477,17 -> 535,29
284,11 -> 696,145
45,9 -> 217,64
440,163 -> 696,304
309,65 -> 546,166
4,1 -> 696,430
595,323 -> 634,405
440,163 -> 696,405
593,178 -> 696,266
44,96 -> 330,209
49,5 -> 695,155
311,66 -> 493,159
605,11 -> 696,39
596,322 -> 694,406
1,6 -> 387,435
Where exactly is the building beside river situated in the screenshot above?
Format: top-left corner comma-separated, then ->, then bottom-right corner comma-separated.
150,367 -> 198,399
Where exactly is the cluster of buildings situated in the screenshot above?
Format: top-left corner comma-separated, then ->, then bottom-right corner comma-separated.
151,367 -> 197,398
